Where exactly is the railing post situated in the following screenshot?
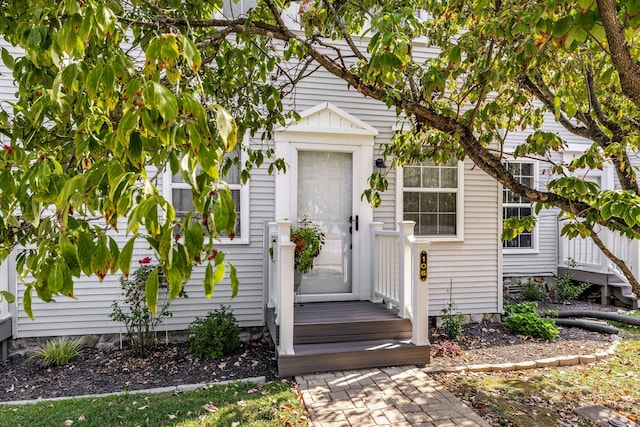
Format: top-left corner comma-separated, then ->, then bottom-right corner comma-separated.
409,237 -> 430,346
276,221 -> 295,356
600,228 -> 611,273
371,222 -> 384,302
558,219 -> 568,268
631,239 -> 640,280
267,222 -> 278,309
398,221 -> 415,318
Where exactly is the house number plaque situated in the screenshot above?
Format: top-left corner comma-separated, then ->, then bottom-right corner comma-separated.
419,251 -> 427,281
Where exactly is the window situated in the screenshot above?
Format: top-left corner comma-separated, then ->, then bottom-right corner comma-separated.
169,157 -> 247,243
503,161 -> 536,249
402,158 -> 460,236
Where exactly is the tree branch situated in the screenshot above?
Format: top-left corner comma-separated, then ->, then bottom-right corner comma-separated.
597,0 -> 640,109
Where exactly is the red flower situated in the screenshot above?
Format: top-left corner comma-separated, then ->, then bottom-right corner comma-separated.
3,144 -> 14,154
138,257 -> 152,265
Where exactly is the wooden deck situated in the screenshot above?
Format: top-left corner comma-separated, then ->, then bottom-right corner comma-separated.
558,267 -> 638,308
267,301 -> 431,377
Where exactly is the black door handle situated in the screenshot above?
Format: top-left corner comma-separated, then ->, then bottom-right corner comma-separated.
349,215 -> 359,232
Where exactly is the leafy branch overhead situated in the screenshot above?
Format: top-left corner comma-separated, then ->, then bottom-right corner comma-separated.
1,0 -> 640,307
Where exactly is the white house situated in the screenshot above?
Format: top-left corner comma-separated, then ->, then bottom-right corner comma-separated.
5,3 -> 636,374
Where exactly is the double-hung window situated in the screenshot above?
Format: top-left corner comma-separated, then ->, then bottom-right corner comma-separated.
402,158 -> 461,237
503,161 -> 536,250
169,156 -> 247,243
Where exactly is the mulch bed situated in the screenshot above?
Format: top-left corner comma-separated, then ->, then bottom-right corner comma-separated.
0,341 -> 277,402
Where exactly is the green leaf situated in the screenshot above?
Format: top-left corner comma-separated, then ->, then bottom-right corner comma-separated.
151,82 -> 178,123
27,28 -> 42,49
119,237 -> 135,278
204,262 -> 214,298
1,47 -> 14,70
214,187 -> 237,237
77,232 -> 96,276
183,36 -> 202,72
165,264 -> 183,299
213,261 -> 225,283
60,236 -> 81,277
229,263 -> 238,298
145,267 -> 159,316
92,235 -> 110,281
23,285 -> 34,320
214,105 -> 237,152
0,291 -> 14,303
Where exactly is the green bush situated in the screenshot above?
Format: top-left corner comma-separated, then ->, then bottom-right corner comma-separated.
554,272 -> 589,302
28,337 -> 84,367
442,301 -> 464,341
188,306 -> 240,359
109,261 -> 187,357
504,302 -> 560,340
522,279 -> 547,301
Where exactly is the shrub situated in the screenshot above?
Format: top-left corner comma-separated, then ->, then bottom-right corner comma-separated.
554,272 -> 590,302
442,301 -> 464,341
522,279 -> 547,301
188,306 -> 240,359
109,260 -> 186,357
504,302 -> 560,340
28,337 -> 84,367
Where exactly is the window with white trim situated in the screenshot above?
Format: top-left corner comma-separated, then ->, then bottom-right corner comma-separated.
503,161 -> 536,249
170,156 -> 247,242
402,158 -> 460,236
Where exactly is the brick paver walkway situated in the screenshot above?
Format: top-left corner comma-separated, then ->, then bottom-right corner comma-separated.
297,365 -> 490,427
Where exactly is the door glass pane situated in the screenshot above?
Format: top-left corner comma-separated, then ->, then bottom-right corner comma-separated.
297,151 -> 353,294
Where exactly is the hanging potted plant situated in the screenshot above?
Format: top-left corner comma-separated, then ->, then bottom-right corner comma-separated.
291,218 -> 325,289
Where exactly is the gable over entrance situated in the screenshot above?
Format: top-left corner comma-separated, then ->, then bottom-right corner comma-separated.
278,102 -> 379,136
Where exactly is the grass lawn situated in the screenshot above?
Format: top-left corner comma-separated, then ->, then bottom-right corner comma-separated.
0,380 -> 308,427
441,337 -> 640,426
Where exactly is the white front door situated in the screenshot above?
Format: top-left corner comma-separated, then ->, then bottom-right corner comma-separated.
297,150 -> 354,295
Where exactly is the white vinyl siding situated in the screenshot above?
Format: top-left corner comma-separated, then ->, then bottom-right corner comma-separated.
426,160 -> 501,315
7,34 -> 504,338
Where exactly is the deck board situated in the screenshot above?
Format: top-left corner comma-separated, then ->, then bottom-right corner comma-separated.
293,301 -> 400,324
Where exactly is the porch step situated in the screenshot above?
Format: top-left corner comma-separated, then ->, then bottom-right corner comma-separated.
278,339 -> 430,377
294,301 -> 412,344
266,301 -> 431,377
607,276 -> 638,309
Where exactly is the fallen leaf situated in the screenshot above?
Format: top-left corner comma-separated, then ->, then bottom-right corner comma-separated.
138,405 -> 149,410
203,403 -> 218,413
63,420 -> 73,426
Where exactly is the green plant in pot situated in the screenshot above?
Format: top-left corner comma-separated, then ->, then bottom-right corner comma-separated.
291,218 -> 325,288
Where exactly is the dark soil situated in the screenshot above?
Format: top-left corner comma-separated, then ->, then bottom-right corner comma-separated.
0,341 -> 277,402
430,298 -> 627,367
0,299 -> 630,403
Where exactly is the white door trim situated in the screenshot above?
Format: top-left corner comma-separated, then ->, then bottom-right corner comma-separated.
274,104 -> 375,301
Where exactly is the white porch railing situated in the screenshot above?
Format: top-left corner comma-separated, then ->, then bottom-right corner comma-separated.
559,221 -> 640,279
265,221 -> 296,356
265,219 -> 432,351
372,221 -> 430,346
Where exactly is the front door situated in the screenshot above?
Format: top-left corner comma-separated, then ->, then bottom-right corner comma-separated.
297,150 -> 353,296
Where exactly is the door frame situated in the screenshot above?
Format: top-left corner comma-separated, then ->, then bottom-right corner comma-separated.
274,103 -> 376,301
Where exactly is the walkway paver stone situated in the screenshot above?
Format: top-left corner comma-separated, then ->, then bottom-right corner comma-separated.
297,365 -> 490,427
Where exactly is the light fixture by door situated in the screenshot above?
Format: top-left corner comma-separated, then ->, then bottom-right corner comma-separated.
375,158 -> 387,169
